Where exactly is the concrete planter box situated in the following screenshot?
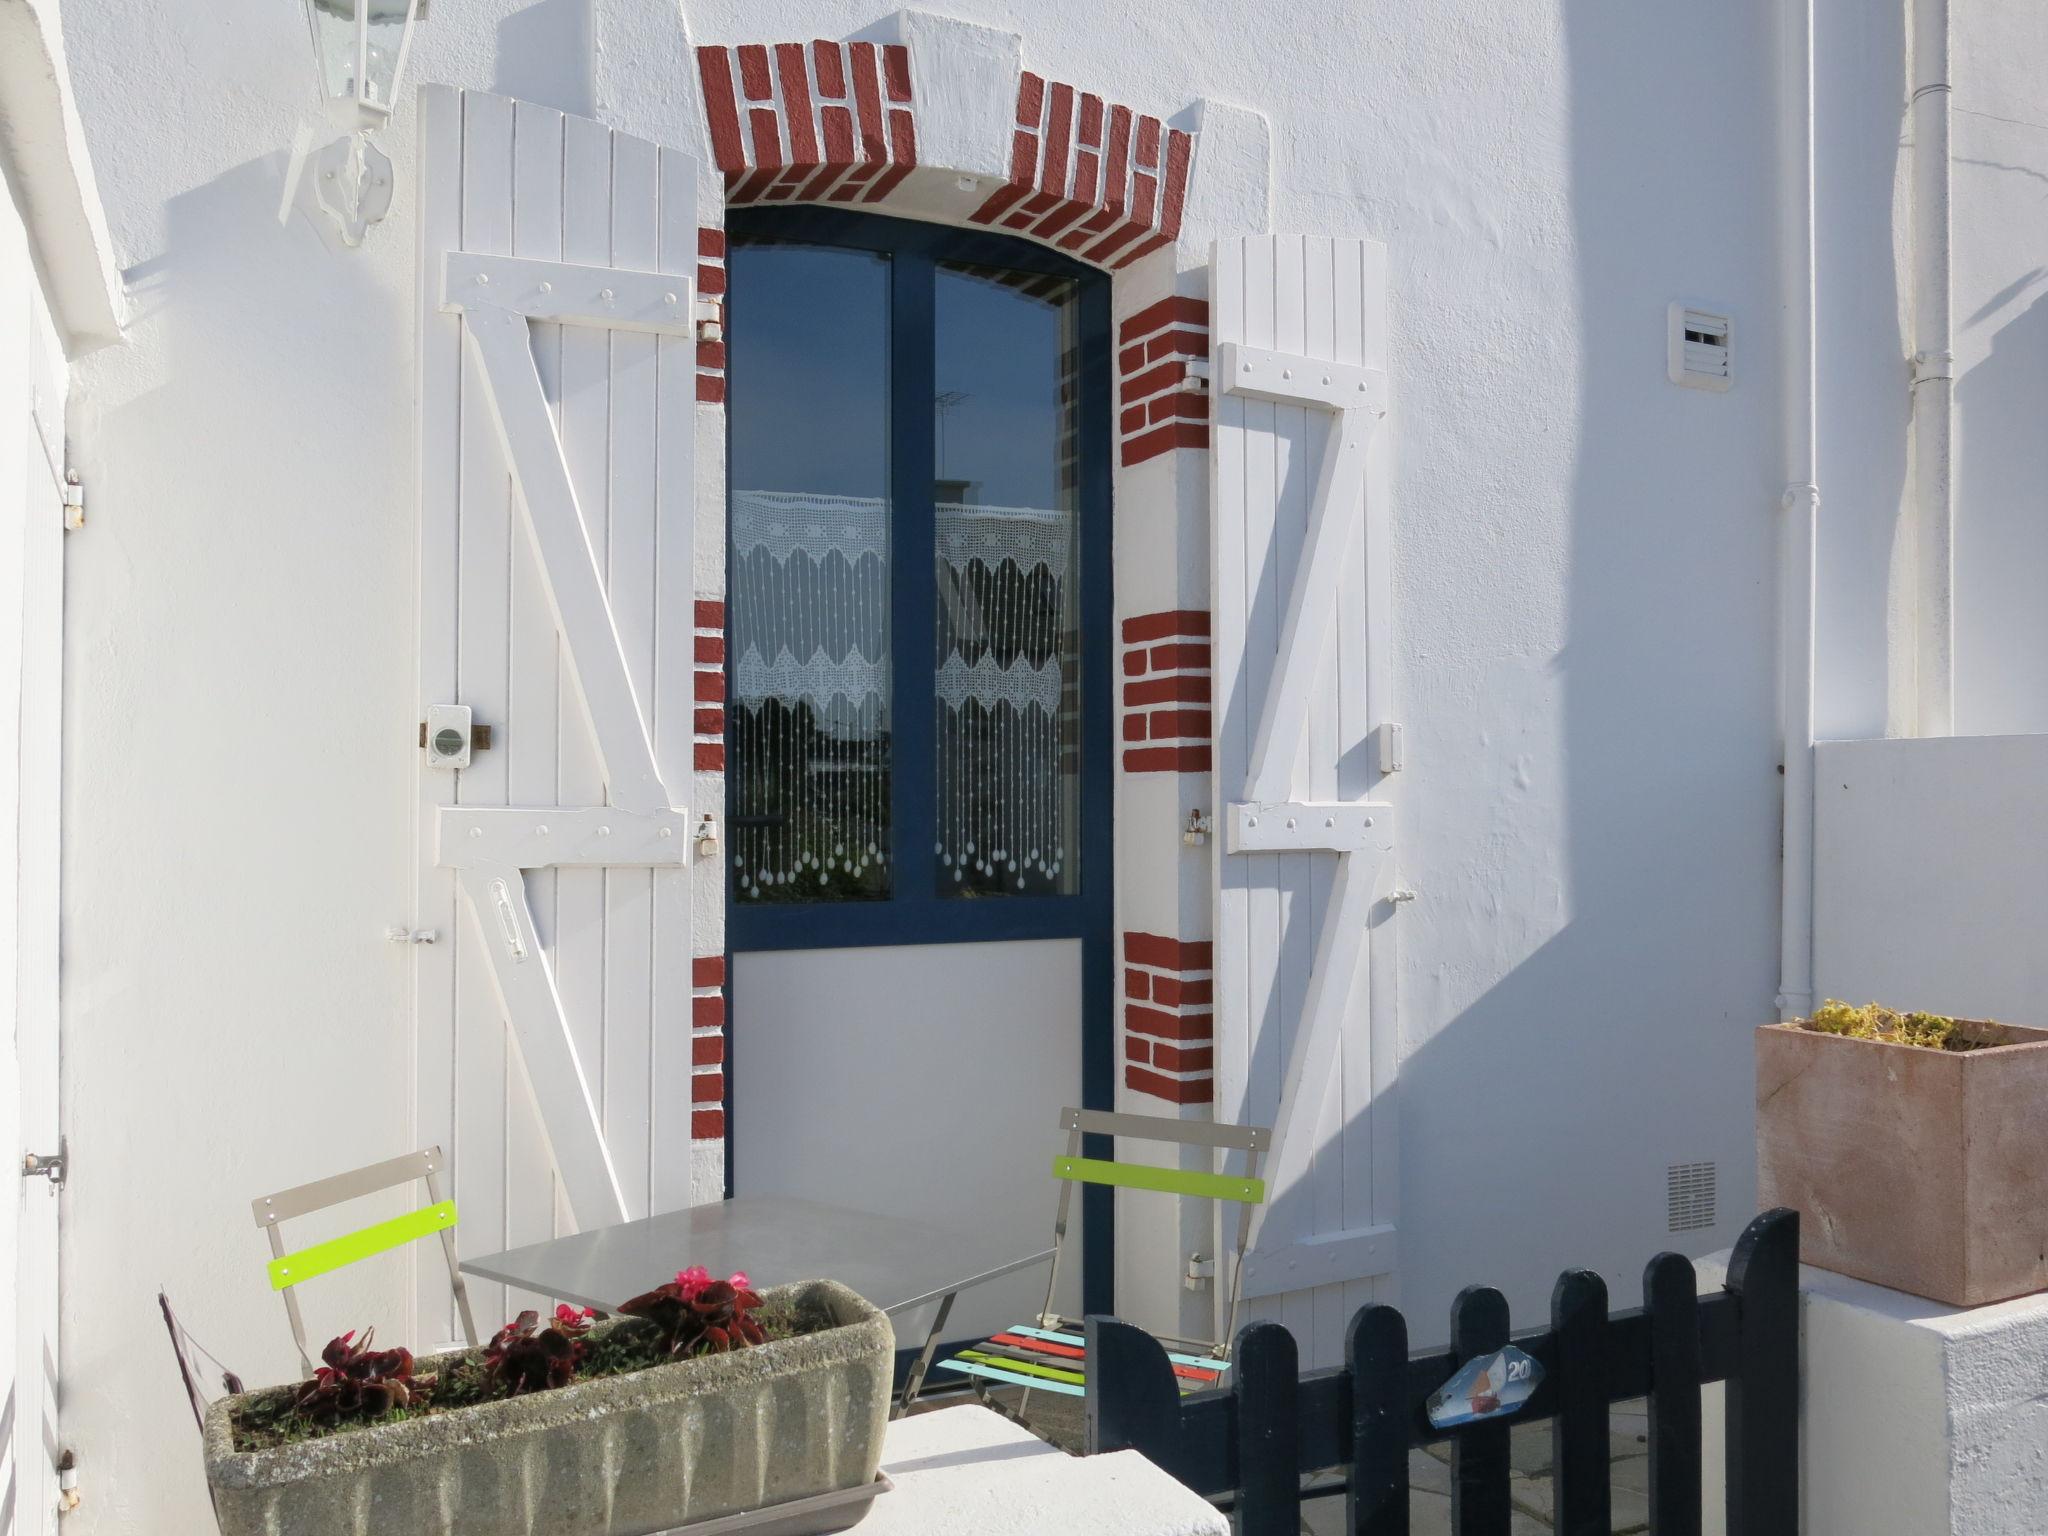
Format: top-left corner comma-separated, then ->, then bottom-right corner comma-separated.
1757,1020 -> 2048,1306
203,1280 -> 892,1536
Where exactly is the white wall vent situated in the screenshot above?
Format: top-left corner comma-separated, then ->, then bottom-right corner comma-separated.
1666,1161 -> 1718,1233
1668,304 -> 1731,391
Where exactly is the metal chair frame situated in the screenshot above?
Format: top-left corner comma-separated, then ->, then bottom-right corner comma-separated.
251,1145 -> 478,1377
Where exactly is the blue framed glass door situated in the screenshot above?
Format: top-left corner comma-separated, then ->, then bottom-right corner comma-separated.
724,209 -> 1114,1319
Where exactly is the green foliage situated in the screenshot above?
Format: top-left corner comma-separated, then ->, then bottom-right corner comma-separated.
1806,999 -> 1983,1052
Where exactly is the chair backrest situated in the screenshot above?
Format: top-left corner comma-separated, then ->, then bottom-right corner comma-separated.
251,1146 -> 478,1376
1040,1107 -> 1268,1355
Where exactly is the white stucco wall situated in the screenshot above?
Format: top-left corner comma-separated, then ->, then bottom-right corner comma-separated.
52,0 -> 2048,1527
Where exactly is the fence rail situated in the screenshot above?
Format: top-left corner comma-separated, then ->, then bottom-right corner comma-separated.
1088,1207 -> 1798,1535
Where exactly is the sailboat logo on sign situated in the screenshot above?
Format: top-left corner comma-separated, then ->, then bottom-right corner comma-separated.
1426,1345 -> 1543,1429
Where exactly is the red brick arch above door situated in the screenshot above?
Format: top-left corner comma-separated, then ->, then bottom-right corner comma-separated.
693,32 -> 1196,271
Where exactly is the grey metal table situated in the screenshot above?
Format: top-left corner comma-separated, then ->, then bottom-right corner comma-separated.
461,1195 -> 1053,1413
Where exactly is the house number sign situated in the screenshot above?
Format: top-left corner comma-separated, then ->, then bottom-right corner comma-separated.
1426,1345 -> 1543,1429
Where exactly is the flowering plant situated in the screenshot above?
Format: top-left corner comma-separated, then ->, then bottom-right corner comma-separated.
482,1304 -> 598,1396
619,1267 -> 767,1356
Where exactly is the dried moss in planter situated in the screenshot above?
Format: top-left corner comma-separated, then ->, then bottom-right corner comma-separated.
1804,999 -> 1990,1052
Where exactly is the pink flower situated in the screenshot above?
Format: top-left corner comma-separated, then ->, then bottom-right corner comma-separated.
728,1271 -> 749,1291
555,1303 -> 594,1325
673,1265 -> 713,1299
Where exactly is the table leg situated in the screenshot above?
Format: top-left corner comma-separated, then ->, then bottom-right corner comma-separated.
894,1290 -> 957,1418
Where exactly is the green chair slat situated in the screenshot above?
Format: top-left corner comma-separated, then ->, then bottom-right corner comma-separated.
937,1358 -> 1087,1397
953,1348 -> 1087,1386
1051,1156 -> 1265,1204
266,1201 -> 458,1291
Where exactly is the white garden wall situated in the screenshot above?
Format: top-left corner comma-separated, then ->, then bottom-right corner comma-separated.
39,0 -> 2048,1528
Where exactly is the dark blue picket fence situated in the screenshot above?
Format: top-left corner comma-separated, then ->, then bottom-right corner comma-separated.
1087,1208 -> 1798,1535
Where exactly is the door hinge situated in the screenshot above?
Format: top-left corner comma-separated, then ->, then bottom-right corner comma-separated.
23,1145 -> 65,1187
61,472 -> 84,532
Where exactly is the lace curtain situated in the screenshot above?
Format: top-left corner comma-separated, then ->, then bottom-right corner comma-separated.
730,489 -> 1076,901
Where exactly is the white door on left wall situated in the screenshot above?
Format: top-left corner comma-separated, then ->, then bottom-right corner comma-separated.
1,180 -> 68,1536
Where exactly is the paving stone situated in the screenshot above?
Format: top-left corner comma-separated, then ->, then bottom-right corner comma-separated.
1507,1466 -> 1650,1533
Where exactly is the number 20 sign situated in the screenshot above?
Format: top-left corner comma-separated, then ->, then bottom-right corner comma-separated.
1426,1345 -> 1544,1429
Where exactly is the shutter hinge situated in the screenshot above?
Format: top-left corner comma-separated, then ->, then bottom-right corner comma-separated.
61,472 -> 84,532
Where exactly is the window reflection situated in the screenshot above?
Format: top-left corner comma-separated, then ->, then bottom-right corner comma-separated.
728,245 -> 892,903
933,264 -> 1082,898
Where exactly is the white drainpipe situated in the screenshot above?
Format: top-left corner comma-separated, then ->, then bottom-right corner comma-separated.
1777,0 -> 1819,1023
1911,0 -> 1955,735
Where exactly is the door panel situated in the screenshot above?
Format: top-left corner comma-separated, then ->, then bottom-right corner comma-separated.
1210,235 -> 1400,1363
415,88 -> 701,1342
731,941 -> 1083,1342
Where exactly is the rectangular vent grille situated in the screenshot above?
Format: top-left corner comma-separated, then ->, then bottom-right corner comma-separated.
1666,1161 -> 1718,1233
1668,303 -> 1732,391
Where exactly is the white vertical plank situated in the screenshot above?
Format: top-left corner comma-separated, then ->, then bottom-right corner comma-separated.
413,84 -> 466,1347
553,110 -> 615,1237
650,144 -> 700,1213
603,132 -> 662,1220
453,88 -> 517,1331
1267,233 -> 1318,1353
504,99 -> 567,1315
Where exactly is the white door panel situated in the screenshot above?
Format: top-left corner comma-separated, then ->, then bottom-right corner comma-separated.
732,942 -> 1084,1344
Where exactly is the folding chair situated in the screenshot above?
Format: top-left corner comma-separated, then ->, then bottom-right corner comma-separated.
934,1107 -> 1267,1400
251,1145 -> 478,1377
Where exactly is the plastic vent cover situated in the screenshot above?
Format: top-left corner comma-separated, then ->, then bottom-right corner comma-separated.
1668,304 -> 1731,391
1666,1161 -> 1717,1233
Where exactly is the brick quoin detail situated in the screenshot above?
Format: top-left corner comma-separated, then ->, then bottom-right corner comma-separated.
971,72 -> 1194,271
1124,932 -> 1215,1104
1119,296 -> 1209,466
696,229 -> 727,404
697,41 -> 918,208
692,952 -> 726,1141
1121,610 -> 1211,774
695,600 -> 726,773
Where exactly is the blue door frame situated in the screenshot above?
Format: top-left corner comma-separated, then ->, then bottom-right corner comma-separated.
722,207 -> 1116,1319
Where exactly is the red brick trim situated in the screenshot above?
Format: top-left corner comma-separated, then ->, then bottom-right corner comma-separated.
1120,612 -> 1211,774
972,74 -> 1194,273
698,41 -> 918,208
692,950 -> 727,1140
695,600 -> 726,773
696,230 -> 727,404
1124,930 -> 1214,1105
1118,297 -> 1209,466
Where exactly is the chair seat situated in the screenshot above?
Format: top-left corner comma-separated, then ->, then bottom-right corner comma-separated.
935,1323 -> 1230,1398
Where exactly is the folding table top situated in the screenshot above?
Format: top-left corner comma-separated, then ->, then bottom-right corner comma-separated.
460,1194 -> 1051,1317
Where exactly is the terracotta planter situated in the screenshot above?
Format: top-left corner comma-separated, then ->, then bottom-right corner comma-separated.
1756,1020 -> 2048,1306
203,1280 -> 892,1536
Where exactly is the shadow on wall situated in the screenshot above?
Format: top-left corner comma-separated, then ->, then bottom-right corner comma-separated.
65,153 -> 414,1532
1955,290 -> 2048,733
493,0 -> 593,120
1239,2 -> 1787,1345
1814,0 -> 1910,741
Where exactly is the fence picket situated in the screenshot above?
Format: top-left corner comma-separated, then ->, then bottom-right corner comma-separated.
1644,1251 -> 1703,1536
1348,1305 -> 1410,1536
1234,1323 -> 1301,1536
1549,1270 -> 1611,1536
1449,1287 -> 1512,1536
1724,1209 -> 1799,1535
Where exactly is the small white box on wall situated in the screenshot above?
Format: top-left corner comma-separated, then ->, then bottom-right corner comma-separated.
1668,303 -> 1732,391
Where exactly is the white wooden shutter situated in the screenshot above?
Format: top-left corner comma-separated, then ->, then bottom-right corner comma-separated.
1211,235 -> 1399,1335
415,88 -> 701,1328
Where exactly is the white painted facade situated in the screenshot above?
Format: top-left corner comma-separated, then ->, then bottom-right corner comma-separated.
13,0 -> 2048,1528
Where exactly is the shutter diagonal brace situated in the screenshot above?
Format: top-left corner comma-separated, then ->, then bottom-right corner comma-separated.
1217,342 -> 1399,1286
433,253 -> 695,1230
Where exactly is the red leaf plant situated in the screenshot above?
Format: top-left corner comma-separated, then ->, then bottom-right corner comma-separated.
292,1329 -> 428,1427
483,1304 -> 598,1396
618,1267 -> 767,1356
